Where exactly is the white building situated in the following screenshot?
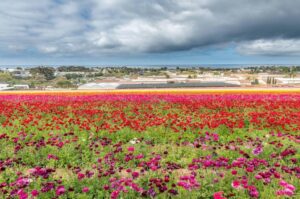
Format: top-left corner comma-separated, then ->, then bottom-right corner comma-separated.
0,83 -> 13,91
78,83 -> 120,90
276,78 -> 300,84
14,84 -> 30,90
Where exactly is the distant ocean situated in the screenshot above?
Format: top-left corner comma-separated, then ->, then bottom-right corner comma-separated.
0,64 -> 299,69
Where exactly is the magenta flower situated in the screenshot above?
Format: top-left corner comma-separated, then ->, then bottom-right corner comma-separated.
111,190 -> 120,199
31,190 -> 39,197
248,186 -> 259,198
135,154 -> 144,159
252,146 -> 263,155
213,191 -> 227,199
82,187 -> 89,193
277,180 -> 295,196
17,189 -> 28,199
16,177 -> 31,188
77,172 -> 85,180
177,175 -> 200,191
132,171 -> 139,179
127,146 -> 135,152
231,180 -> 241,189
231,170 -> 237,175
47,154 -> 59,160
55,185 -> 66,196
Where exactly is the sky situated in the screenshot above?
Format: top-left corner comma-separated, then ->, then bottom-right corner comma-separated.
1,0 -> 300,66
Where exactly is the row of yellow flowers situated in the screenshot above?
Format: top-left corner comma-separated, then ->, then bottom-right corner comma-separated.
1,88 -> 300,96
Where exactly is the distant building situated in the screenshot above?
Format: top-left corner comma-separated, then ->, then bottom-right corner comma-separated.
78,81 -> 240,90
7,68 -> 32,78
276,78 -> 300,84
14,84 -> 30,90
78,83 -> 120,90
0,83 -> 13,90
117,82 -> 240,89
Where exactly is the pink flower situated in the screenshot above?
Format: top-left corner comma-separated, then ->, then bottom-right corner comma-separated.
135,154 -> 144,159
103,185 -> 110,190
231,180 -> 241,189
111,190 -> 119,199
31,190 -> 39,197
17,189 -> 28,199
16,177 -> 30,187
212,133 -> 219,141
231,170 -> 237,175
82,187 -> 89,193
55,185 -> 66,196
252,146 -> 263,155
277,180 -> 295,196
283,188 -> 294,196
132,171 -> 139,179
248,186 -> 259,198
127,146 -> 135,152
47,154 -> 59,160
213,191 -> 227,199
77,172 -> 85,180
255,174 -> 262,180
285,184 -> 295,191
279,180 -> 288,187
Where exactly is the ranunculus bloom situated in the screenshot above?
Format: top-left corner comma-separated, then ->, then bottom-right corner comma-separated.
56,185 -> 66,196
77,172 -> 85,180
252,146 -> 263,155
111,190 -> 120,199
231,180 -> 241,189
132,171 -> 139,179
31,190 -> 39,197
127,146 -> 135,152
213,191 -> 227,199
82,187 -> 89,193
17,189 -> 28,199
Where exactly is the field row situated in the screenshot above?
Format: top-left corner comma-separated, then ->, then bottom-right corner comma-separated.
0,93 -> 299,198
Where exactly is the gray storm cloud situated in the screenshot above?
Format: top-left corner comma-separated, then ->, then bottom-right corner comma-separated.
1,0 -> 300,56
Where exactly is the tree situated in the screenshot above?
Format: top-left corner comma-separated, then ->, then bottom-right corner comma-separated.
56,80 -> 74,88
0,72 -> 13,82
65,73 -> 83,80
251,79 -> 259,85
288,66 -> 296,78
267,77 -> 270,84
30,67 -> 55,81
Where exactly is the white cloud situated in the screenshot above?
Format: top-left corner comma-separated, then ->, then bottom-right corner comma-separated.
38,46 -> 58,54
237,39 -> 300,56
0,0 -> 300,57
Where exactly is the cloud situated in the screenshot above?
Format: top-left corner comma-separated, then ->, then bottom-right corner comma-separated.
1,0 -> 300,57
237,39 -> 300,56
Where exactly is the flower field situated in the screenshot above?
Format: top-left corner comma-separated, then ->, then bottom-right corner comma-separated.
0,90 -> 299,199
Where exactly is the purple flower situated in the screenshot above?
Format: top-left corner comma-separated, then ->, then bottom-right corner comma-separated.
252,146 -> 263,155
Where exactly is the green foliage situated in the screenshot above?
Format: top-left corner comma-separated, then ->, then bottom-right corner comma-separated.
0,72 -> 13,82
65,73 -> 84,80
30,66 -> 55,81
56,80 -> 74,88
